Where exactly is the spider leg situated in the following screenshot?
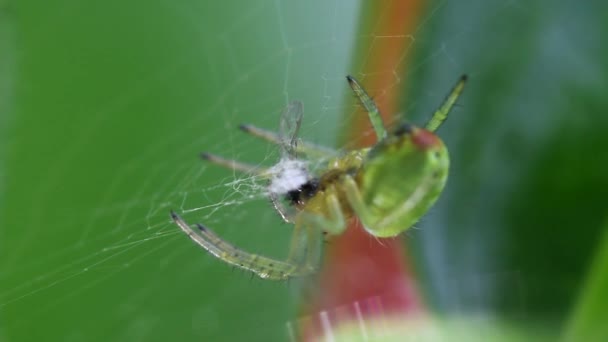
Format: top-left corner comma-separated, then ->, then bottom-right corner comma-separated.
201,152 -> 269,176
340,175 -> 375,229
171,211 -> 314,280
293,191 -> 348,268
299,191 -> 347,236
424,74 -> 468,132
341,174 -> 433,235
346,75 -> 388,141
286,216 -> 308,263
269,192 -> 296,223
239,124 -> 336,159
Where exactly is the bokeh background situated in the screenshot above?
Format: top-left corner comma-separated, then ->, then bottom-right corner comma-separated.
1,0 -> 607,341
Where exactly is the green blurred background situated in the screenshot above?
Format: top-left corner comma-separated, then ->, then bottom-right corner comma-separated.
1,0 -> 607,341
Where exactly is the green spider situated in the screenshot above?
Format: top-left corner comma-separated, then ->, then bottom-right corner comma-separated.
171,74 -> 467,280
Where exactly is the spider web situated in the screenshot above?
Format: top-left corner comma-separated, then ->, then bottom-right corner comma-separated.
0,0 -> 577,340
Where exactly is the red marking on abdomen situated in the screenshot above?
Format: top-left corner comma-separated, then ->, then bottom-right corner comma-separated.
412,129 -> 440,149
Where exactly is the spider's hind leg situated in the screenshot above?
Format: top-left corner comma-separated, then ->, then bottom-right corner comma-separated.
239,124 -> 336,159
201,152 -> 269,176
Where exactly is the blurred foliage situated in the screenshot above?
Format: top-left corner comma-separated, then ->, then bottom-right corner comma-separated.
1,0 -> 607,341
565,219 -> 608,341
405,0 -> 608,330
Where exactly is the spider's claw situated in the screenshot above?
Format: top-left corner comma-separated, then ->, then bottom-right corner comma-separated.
195,223 -> 207,232
170,210 -> 179,220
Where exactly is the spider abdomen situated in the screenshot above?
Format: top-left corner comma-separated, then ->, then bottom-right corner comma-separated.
356,128 -> 450,237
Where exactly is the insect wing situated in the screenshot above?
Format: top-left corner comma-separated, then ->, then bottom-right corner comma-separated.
279,100 -> 304,158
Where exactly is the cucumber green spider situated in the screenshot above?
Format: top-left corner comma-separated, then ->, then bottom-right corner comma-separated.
171,75 -> 467,280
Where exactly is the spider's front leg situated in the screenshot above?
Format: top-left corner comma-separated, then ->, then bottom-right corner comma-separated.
171,211 -> 313,280
170,190 -> 347,280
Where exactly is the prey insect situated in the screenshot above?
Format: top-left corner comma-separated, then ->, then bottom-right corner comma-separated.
171,75 -> 467,280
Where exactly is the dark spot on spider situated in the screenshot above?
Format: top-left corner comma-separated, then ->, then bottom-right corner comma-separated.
285,178 -> 319,206
433,171 -> 440,179
434,151 -> 441,159
394,123 -> 414,136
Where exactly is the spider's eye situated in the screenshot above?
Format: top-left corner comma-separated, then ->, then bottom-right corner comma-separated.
394,123 -> 414,136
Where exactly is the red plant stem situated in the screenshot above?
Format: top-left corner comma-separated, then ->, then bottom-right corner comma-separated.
299,1 -> 426,339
